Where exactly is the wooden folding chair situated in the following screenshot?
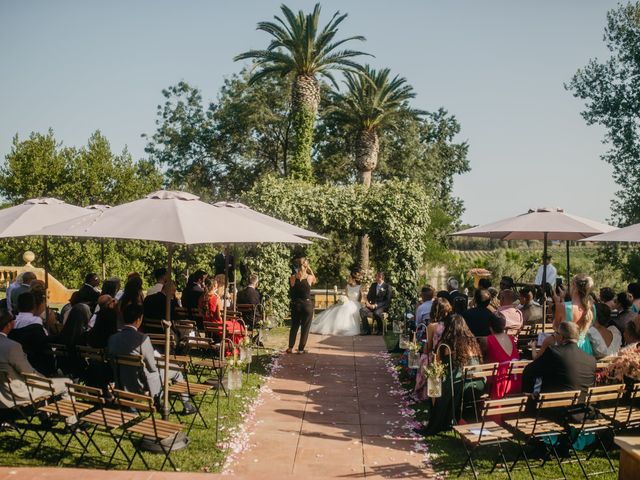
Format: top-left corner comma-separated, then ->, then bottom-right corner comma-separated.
506,390 -> 581,479
66,382 -> 137,467
185,337 -> 227,392
23,374 -> 92,460
111,388 -> 184,471
142,317 -> 164,334
0,370 -> 31,440
600,381 -> 640,433
567,383 -> 625,478
156,357 -> 214,434
461,362 -> 499,422
453,395 -> 531,480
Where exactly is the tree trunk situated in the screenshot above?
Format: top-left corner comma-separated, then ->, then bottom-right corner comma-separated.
289,74 -> 320,180
356,128 -> 379,273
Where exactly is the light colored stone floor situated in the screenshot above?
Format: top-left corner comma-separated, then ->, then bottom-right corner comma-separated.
228,334 -> 434,479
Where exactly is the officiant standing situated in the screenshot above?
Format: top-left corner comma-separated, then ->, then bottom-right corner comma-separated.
287,257 -> 316,354
360,272 -> 392,335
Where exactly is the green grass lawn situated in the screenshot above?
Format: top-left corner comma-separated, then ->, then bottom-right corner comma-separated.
384,335 -> 619,480
0,327 -> 290,472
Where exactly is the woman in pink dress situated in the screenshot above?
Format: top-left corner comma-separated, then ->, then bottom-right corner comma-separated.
485,313 -> 521,399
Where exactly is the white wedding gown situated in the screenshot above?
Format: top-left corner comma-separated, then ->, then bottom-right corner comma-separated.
311,284 -> 361,336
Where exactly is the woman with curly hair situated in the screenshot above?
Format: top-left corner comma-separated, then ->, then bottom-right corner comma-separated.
421,314 -> 485,436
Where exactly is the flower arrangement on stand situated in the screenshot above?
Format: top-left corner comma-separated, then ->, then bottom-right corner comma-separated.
227,353 -> 246,391
423,359 -> 446,398
407,334 -> 422,369
607,348 -> 640,383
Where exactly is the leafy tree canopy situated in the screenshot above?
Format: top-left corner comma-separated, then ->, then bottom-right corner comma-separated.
567,1 -> 640,225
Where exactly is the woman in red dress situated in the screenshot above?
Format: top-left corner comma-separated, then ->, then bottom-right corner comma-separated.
485,313 -> 521,399
199,276 -> 245,344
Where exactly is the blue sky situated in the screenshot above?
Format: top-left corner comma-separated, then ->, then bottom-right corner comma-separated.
0,0 -> 621,225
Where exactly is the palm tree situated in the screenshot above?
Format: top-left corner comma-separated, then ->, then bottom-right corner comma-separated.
234,3 -> 368,180
329,65 -> 419,271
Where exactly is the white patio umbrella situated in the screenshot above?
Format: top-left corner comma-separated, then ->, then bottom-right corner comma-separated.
85,205 -> 111,280
579,223 -> 640,243
0,198 -> 87,299
37,190 -> 312,420
452,207 -> 617,329
213,201 -> 326,239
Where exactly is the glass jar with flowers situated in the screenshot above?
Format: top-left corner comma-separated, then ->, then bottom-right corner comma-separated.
424,359 -> 446,397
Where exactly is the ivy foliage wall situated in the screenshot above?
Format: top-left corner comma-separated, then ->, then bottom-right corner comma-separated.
243,175 -> 431,321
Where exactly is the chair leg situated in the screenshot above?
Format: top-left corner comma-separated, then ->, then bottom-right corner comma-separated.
159,433 -> 179,471
568,440 -> 589,480
108,430 -> 127,469
497,443 -> 513,480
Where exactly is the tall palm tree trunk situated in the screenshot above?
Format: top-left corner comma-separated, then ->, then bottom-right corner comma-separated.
289,74 -> 320,180
356,128 -> 379,273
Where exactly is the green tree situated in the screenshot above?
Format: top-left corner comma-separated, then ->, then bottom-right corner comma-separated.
566,2 -> 640,225
326,65 -> 419,272
234,3 -> 368,180
144,74 -> 293,200
0,130 -> 162,206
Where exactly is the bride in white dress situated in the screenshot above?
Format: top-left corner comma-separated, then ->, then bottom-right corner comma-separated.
311,275 -> 362,336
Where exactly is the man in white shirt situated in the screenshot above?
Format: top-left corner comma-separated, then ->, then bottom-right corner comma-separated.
415,286 -> 434,327
534,255 -> 557,289
146,267 -> 168,296
5,273 -> 23,315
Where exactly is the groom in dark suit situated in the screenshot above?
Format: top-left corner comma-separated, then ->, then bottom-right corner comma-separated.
360,272 -> 392,335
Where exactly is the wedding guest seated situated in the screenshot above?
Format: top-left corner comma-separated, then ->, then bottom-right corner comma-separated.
612,291 -> 636,335
588,303 -> 621,359
236,274 -> 262,328
107,304 -> 194,413
462,288 -> 492,337
488,287 -> 500,311
182,270 -> 207,315
8,292 -> 54,376
76,273 -> 101,313
48,303 -> 90,377
523,321 -> 596,396
599,287 -> 617,312
9,271 -> 36,315
497,289 -> 523,333
31,280 -> 62,336
622,321 -> 640,350
143,280 -> 179,321
146,268 -> 168,296
629,282 -> 640,313
84,295 -> 118,393
519,286 -> 543,325
88,277 -> 120,328
117,276 -> 144,329
420,314 -> 485,435
415,286 -> 434,327
484,313 -> 521,399
0,310 -> 69,409
200,277 -> 245,344
478,278 -> 492,290
359,272 -> 392,335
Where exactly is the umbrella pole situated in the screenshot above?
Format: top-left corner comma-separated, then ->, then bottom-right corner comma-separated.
220,245 -> 229,363
43,236 -> 49,312
101,238 -> 106,280
566,240 -> 571,296
162,244 -> 173,421
542,233 -> 548,333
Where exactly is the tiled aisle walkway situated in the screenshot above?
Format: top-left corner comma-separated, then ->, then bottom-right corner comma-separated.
229,334 -> 434,478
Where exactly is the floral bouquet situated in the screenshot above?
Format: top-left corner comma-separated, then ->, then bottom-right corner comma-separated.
424,358 -> 446,379
607,348 -> 640,382
336,294 -> 349,305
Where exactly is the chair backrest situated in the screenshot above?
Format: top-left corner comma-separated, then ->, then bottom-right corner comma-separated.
77,345 -> 105,362
111,388 -> 155,413
23,373 -> 55,403
508,360 -> 531,376
482,395 -> 528,417
537,390 -> 581,410
49,343 -> 68,359
156,357 -> 186,375
142,318 -> 164,333
67,382 -> 105,406
585,383 -> 626,405
147,333 -> 177,350
109,353 -> 145,391
596,356 -> 616,371
462,362 -> 499,380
